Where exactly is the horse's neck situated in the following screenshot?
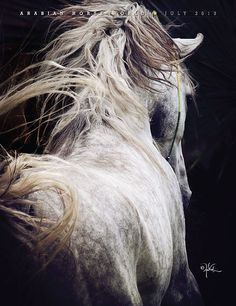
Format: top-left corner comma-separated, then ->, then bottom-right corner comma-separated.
64,119 -> 155,163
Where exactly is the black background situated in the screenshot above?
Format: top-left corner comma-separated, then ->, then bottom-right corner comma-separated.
0,1 -> 235,305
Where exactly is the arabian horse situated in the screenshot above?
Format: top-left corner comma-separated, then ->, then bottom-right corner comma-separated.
0,1 -> 204,305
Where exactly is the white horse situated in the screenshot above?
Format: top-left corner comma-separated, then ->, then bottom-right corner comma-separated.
0,1 -> 204,305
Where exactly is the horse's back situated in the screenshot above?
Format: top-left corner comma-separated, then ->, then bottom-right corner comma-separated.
65,158 -> 178,305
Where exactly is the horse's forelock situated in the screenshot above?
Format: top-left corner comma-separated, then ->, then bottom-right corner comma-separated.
122,6 -> 180,88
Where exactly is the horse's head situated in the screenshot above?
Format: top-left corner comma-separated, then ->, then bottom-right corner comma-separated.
151,34 -> 203,208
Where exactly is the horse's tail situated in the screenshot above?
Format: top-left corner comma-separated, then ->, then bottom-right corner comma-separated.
0,152 -> 78,267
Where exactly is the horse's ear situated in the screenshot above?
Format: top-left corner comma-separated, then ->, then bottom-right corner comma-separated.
173,33 -> 204,57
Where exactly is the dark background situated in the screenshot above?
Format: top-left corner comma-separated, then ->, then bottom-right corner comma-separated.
0,1 -> 235,305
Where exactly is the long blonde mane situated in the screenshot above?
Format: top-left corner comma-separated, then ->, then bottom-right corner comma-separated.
0,1 -> 179,154
0,1 -> 180,263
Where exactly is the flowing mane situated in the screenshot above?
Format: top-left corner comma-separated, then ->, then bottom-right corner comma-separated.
0,1 -> 180,155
